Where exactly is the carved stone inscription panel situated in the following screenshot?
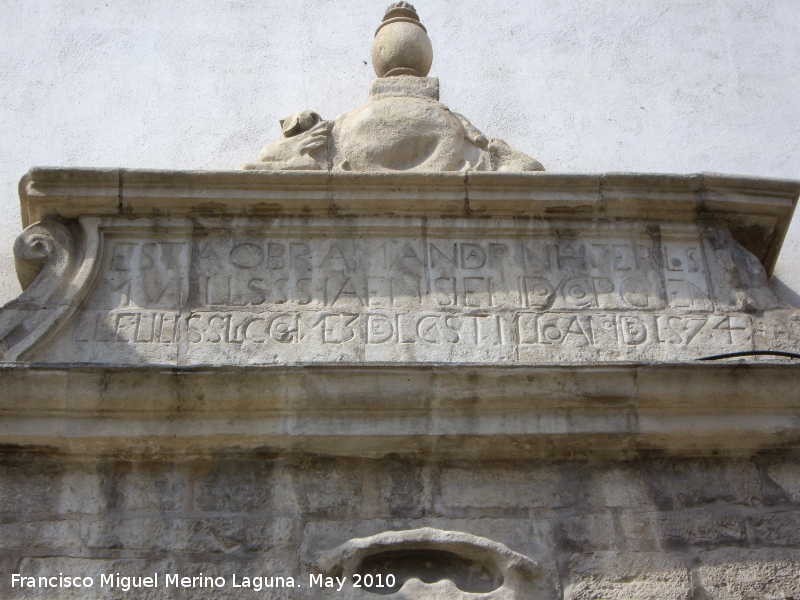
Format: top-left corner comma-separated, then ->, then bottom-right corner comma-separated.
31,217 -> 771,365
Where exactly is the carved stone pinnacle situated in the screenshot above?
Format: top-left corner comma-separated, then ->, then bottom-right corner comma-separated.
372,2 -> 432,78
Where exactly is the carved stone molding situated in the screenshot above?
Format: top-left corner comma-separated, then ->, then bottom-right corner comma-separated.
0,220 -> 91,361
237,4 -> 544,173
14,220 -> 73,291
313,528 -> 541,599
18,169 -> 799,276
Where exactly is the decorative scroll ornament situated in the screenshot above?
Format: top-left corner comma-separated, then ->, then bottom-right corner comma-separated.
0,221 -> 78,359
312,528 -> 542,599
238,3 -> 544,173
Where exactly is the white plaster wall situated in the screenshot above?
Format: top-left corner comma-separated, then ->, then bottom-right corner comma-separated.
1,0 -> 799,304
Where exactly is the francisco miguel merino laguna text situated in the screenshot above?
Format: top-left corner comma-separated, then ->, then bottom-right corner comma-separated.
11,573 -> 301,591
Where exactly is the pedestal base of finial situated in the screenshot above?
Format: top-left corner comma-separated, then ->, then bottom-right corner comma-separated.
370,76 -> 439,100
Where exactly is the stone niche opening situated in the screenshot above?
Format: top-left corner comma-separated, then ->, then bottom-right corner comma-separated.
313,527 -> 539,598
356,548 -> 503,594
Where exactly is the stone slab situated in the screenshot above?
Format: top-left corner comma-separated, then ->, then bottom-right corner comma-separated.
6,212 -> 800,366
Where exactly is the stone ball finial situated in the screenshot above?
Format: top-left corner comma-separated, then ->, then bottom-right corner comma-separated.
372,2 -> 433,78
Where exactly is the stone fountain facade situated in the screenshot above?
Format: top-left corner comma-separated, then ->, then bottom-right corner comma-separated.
2,4 -> 800,599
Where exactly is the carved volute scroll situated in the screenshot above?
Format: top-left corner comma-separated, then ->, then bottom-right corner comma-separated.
0,220 -> 83,360
313,528 -> 541,599
238,3 -> 544,173
13,220 -> 74,292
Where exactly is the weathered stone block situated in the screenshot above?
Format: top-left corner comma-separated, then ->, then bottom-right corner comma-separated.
0,462 -> 108,516
284,457 -> 364,516
555,513 -> 616,552
589,467 -> 655,509
619,510 -> 746,551
750,511 -> 800,546
765,462 -> 800,502
192,459 -> 276,512
0,464 -> 58,515
0,520 -> 81,551
111,462 -> 188,511
58,468 -> 110,515
87,517 -> 244,553
642,460 -> 761,510
697,548 -> 800,600
375,457 -> 427,518
439,465 -> 562,511
565,552 -> 691,600
245,517 -> 295,553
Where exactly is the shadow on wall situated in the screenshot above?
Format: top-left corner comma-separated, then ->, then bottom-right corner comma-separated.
772,276 -> 800,308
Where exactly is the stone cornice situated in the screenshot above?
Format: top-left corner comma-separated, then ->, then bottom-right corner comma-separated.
0,362 -> 798,458
19,169 -> 799,275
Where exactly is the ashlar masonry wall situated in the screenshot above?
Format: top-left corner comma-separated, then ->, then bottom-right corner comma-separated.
3,451 -> 800,599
